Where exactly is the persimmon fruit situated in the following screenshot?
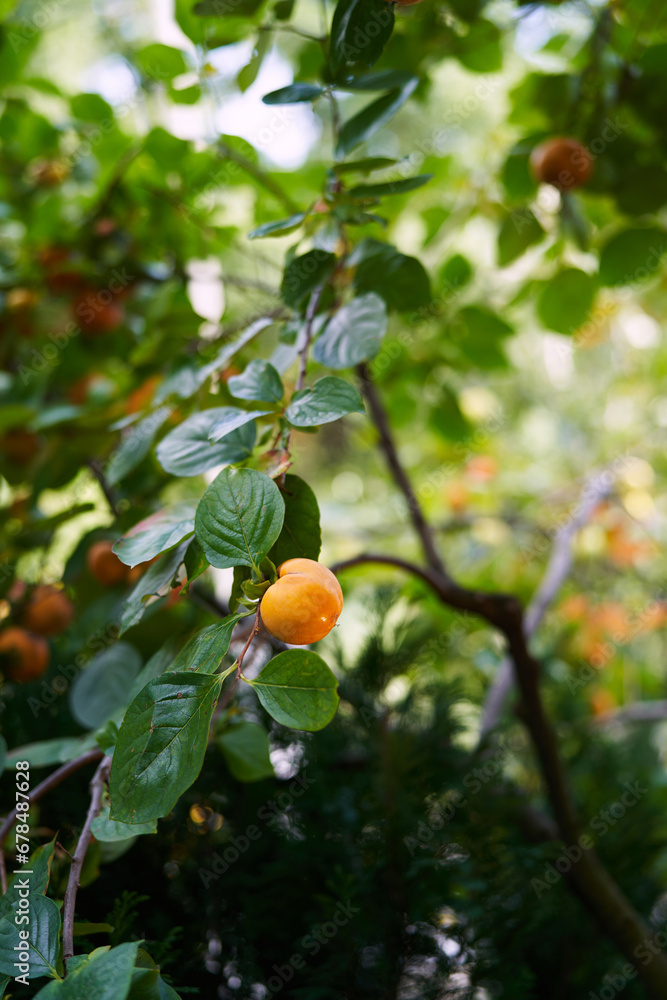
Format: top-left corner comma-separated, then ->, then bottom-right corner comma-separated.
0,429 -> 40,465
20,584 -> 74,636
87,540 -> 130,586
0,627 -> 50,682
530,137 -> 593,191
72,289 -> 124,335
260,558 -> 343,645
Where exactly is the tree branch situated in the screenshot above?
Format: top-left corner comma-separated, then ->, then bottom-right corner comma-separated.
0,749 -> 104,858
62,755 -> 112,970
356,365 -> 449,580
479,469 -> 613,741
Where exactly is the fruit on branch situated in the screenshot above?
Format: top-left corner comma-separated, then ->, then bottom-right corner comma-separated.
260,558 -> 343,645
20,584 -> 74,637
0,429 -> 40,465
87,540 -> 130,586
0,626 -> 50,682
530,137 -> 593,191
72,288 -> 124,335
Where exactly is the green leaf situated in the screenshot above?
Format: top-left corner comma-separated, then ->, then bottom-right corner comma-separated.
280,251 -> 337,307
195,467 -> 285,571
329,0 -> 395,78
126,967 -> 182,1000
228,361 -> 284,403
440,253 -> 473,290
248,213 -> 307,238
451,306 -> 514,368
106,407 -> 172,486
69,642 -> 143,730
157,410 -> 257,477
171,613 -> 250,674
114,504 -> 197,567
110,673 -> 221,823
194,0 -> 265,15
269,474 -> 321,565
456,19 -> 503,73
91,800 -> 157,842
237,31 -> 270,92
598,227 -> 666,286
0,841 -> 56,922
332,156 -> 398,174
341,69 -> 415,91
119,542 -> 189,635
497,208 -> 545,266
218,721 -> 274,781
6,735 -> 98,770
70,93 -> 113,121
207,406 -> 273,444
286,376 -> 364,427
336,79 -> 418,158
537,268 -> 596,334
33,942 -> 140,1000
0,895 -> 60,980
137,43 -> 188,81
312,292 -> 387,368
262,84 -> 323,104
351,240 -> 431,311
183,538 -> 209,590
248,650 -> 339,731
230,566 -> 252,613
348,174 -> 433,199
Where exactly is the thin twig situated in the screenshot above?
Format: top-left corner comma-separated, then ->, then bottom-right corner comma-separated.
87,460 -> 120,518
62,755 -> 112,970
479,469 -> 613,741
219,608 -> 262,712
356,365 -> 448,580
0,748 -> 104,854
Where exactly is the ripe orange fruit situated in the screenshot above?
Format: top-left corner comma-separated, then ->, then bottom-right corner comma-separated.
0,429 -> 40,465
260,558 -> 343,645
126,375 -> 161,414
87,540 -> 129,586
530,137 -> 593,191
0,627 -> 50,682
72,290 -> 124,335
20,584 -> 74,637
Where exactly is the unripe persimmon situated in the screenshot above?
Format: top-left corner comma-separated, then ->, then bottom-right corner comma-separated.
20,584 -> 74,636
530,137 -> 593,191
87,540 -> 129,586
0,627 -> 50,682
260,558 -> 343,645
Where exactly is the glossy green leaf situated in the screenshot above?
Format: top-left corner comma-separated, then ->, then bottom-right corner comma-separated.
332,156 -> 398,174
451,306 -> 514,368
156,410 -> 257,476
137,43 -> 188,81
351,240 -> 431,311
286,376 -> 364,427
248,213 -> 307,238
171,613 -> 250,674
0,841 -> 56,922
119,542 -> 189,635
313,292 -> 387,368
106,407 -> 172,486
228,361 -> 284,403
348,174 -> 433,199
248,650 -> 339,731
183,537 -> 210,590
91,800 -> 157,842
262,85 -> 323,104
336,79 -> 418,158
0,895 -> 60,980
6,735 -> 98,770
33,942 -> 140,1000
110,673 -> 221,823
269,474 -> 321,565
69,642 -> 143,729
195,467 -> 285,570
114,504 -> 197,567
280,251 -> 337,307
207,406 -> 273,444
329,0 -> 394,77
218,720 -> 274,781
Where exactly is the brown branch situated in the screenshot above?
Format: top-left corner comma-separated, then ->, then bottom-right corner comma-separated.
479,469 -> 613,741
356,365 -> 448,580
332,373 -> 667,1000
62,755 -> 112,970
0,748 -> 104,854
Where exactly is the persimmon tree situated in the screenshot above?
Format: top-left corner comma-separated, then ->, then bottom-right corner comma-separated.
1,0 -> 667,997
